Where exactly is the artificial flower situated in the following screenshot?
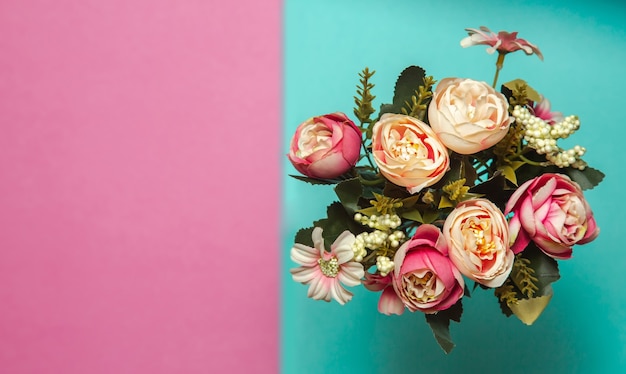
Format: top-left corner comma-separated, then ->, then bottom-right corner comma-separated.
505,173 -> 599,259
460,26 -> 543,60
532,95 -> 564,124
428,78 -> 513,154
288,112 -> 362,179
371,113 -> 449,194
290,227 -> 365,305
443,199 -> 513,288
384,224 -> 465,314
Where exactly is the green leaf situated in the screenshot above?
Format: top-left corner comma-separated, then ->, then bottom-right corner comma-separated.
400,209 -> 423,223
313,202 -> 366,250
499,165 -> 518,186
515,243 -> 560,296
503,79 -> 541,102
378,66 -> 427,118
563,167 -> 605,190
294,227 -> 314,247
422,210 -> 440,224
468,171 -> 511,211
425,300 -> 463,354
334,178 -> 363,215
289,175 -> 338,185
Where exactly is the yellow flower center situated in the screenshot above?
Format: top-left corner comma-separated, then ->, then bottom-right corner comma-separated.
390,138 -> 420,161
318,257 -> 339,278
465,218 -> 496,257
403,270 -> 439,302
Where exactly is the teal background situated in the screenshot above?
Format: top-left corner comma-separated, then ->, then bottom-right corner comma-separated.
283,1 -> 626,372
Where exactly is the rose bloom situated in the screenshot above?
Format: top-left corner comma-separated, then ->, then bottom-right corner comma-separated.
288,112 -> 362,179
371,113 -> 449,194
428,78 -> 513,154
366,224 -> 465,315
460,26 -> 543,60
505,173 -> 599,260
443,198 -> 513,288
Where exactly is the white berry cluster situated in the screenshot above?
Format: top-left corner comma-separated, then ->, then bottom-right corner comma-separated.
512,105 -> 587,169
353,213 -> 401,230
376,256 -> 394,277
351,213 -> 405,264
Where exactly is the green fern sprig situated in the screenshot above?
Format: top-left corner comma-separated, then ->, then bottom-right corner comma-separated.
353,68 -> 376,127
512,255 -> 539,298
495,280 -> 519,306
401,76 -> 436,121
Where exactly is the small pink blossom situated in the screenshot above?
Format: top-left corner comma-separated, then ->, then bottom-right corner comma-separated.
532,95 -> 564,125
290,227 -> 364,305
461,26 -> 543,60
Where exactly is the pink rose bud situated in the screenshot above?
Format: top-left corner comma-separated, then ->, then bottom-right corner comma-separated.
505,173 -> 599,259
428,78 -> 513,154
288,112 -> 362,179
371,114 -> 450,194
443,198 -> 513,288
377,224 -> 465,315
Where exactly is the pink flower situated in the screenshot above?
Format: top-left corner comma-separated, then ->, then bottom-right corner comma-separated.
461,26 -> 543,60
290,227 -> 364,305
372,224 -> 465,315
371,114 -> 450,194
288,112 -> 362,179
428,78 -> 513,154
505,173 -> 599,259
443,199 -> 513,288
532,95 -> 564,125
363,272 -> 405,315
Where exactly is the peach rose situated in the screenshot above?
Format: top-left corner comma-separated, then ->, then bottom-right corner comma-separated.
428,78 -> 513,154
371,114 -> 449,194
443,198 -> 513,287
504,173 -> 599,259
288,112 -> 362,179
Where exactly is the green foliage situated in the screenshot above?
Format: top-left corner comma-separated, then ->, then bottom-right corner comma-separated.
495,243 -> 560,320
353,68 -> 377,129
289,174 -> 342,185
515,243 -> 560,296
563,166 -> 605,190
502,79 -> 541,105
425,300 -> 463,354
378,66 -> 428,119
512,256 -> 539,298
314,202 -> 367,251
334,178 -> 363,215
515,162 -> 605,190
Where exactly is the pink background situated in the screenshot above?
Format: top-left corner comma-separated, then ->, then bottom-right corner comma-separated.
0,1 -> 279,373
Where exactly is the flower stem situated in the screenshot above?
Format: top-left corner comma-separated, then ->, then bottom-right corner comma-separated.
492,53 -> 506,88
519,154 -> 545,166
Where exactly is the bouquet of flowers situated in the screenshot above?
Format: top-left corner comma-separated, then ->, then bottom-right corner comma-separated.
286,27 -> 603,353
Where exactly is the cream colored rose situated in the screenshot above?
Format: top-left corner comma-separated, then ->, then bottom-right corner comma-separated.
428,78 -> 513,154
443,198 -> 513,288
371,114 -> 449,194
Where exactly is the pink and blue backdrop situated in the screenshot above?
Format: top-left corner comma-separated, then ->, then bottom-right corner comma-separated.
3,0 -> 626,373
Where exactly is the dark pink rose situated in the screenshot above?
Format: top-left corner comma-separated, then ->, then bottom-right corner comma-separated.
288,112 -> 362,179
374,224 -> 464,315
505,173 -> 599,259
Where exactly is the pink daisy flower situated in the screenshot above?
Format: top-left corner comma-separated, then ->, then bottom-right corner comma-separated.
290,227 -> 364,305
461,26 -> 543,60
